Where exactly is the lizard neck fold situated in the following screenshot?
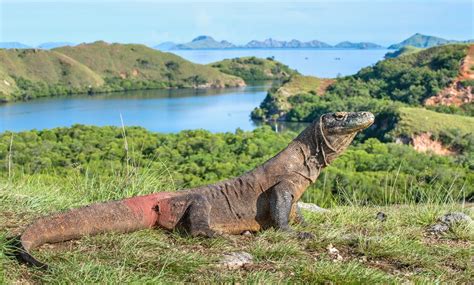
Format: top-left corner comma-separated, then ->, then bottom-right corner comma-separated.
286,118 -> 338,183
315,115 -> 337,167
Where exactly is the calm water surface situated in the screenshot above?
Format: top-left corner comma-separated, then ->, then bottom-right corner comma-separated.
172,49 -> 389,77
0,86 -> 273,133
1,49 -> 388,132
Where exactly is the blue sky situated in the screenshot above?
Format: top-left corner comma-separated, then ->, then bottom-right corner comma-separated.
0,0 -> 472,46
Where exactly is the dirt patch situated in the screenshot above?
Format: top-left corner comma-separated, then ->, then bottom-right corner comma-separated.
317,78 -> 335,96
460,45 -> 474,81
422,235 -> 471,248
425,44 -> 474,107
411,133 -> 455,156
364,257 -> 424,278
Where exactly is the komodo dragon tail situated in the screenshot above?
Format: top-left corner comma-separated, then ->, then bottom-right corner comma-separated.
14,192 -> 173,269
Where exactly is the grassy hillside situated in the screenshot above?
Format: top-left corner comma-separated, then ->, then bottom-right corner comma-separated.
252,75 -> 334,120
384,46 -> 423,59
0,172 -> 472,283
0,49 -> 104,101
391,107 -> 474,138
56,42 -> 243,87
209,56 -> 298,82
0,42 -> 245,102
0,69 -> 18,102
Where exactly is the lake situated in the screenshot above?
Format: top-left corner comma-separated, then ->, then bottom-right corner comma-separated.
0,49 -> 388,133
172,48 -> 390,78
0,86 -> 272,133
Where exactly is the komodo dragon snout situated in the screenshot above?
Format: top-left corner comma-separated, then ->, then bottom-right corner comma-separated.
319,111 -> 374,154
323,111 -> 374,135
15,111 -> 374,269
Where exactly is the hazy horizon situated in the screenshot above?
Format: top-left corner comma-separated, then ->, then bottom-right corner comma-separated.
1,0 -> 472,46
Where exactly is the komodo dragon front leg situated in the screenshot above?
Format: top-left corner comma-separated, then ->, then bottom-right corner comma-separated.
185,194 -> 218,238
269,180 -> 314,239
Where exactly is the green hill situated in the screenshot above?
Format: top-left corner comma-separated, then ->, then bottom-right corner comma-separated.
0,49 -> 104,101
209,56 -> 298,82
388,33 -> 455,49
367,107 -> 474,157
251,75 -> 333,120
390,107 -> 474,138
253,44 -> 470,122
0,42 -> 245,102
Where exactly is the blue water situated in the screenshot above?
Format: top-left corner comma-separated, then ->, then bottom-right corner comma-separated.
172,49 -> 389,77
0,49 -> 389,132
0,86 -> 269,133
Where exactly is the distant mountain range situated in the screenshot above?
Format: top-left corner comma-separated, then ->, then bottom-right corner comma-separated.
2,34 -> 472,51
154,36 -> 385,50
155,34 -> 473,50
0,42 -> 75,49
244,38 -> 333,49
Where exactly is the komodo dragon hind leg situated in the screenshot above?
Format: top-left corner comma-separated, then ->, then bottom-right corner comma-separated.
270,181 -> 314,240
186,194 -> 218,238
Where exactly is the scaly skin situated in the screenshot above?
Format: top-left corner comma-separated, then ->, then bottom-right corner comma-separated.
16,111 -> 374,268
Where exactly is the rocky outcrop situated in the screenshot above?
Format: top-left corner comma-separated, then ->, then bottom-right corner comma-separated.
424,45 -> 474,107
410,133 -> 456,156
428,212 -> 472,234
425,82 -> 473,107
219,252 -> 253,269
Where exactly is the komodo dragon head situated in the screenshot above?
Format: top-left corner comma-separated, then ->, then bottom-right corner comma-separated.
306,111 -> 374,165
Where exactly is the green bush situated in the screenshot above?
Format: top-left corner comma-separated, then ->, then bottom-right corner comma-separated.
1,126 -> 471,206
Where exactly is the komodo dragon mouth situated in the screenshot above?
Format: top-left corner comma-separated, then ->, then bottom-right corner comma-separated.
13,111 -> 374,269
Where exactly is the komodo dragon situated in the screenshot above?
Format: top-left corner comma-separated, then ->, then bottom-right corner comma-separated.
14,111 -> 374,268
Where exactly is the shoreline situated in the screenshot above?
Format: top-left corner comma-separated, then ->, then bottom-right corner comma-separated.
0,83 -> 249,105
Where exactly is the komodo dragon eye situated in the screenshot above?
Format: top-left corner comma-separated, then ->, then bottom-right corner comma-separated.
334,112 -> 347,121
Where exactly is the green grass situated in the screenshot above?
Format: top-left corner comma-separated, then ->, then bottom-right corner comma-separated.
275,75 -> 328,97
251,75 -> 334,120
384,46 -> 423,59
393,107 -> 474,138
1,172 -> 472,284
